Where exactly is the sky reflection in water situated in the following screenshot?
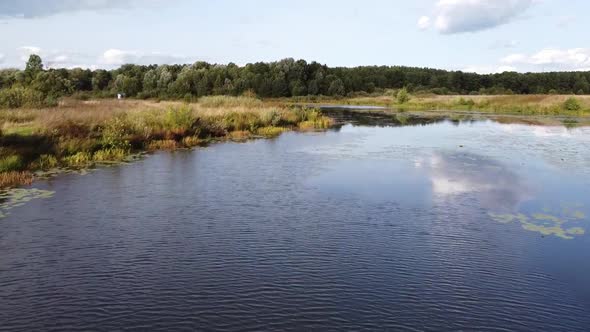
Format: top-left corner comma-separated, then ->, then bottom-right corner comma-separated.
306,120 -> 590,240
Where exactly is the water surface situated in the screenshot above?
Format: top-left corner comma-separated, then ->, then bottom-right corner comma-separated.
1,113 -> 590,331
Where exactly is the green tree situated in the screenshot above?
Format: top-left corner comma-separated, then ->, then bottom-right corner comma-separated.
24,54 -> 44,82
113,74 -> 140,96
92,69 -> 111,91
328,79 -> 345,96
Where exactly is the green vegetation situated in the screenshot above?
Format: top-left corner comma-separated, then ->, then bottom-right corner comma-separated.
489,207 -> 587,240
563,97 -> 582,111
396,87 -> 410,104
0,155 -> 23,172
0,97 -> 333,188
301,92 -> 590,116
2,55 -> 590,109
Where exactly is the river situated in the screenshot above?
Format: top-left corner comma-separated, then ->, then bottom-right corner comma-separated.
1,111 -> 590,331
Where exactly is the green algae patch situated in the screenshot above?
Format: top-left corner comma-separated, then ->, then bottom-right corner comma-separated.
0,188 -> 55,219
489,207 -> 587,240
571,211 -> 586,220
532,213 -> 563,223
566,227 -> 585,236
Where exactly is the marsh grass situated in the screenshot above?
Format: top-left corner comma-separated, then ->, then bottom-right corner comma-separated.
298,94 -> 590,116
0,97 -> 334,187
0,155 -> 23,172
148,140 -> 178,151
0,171 -> 33,189
62,152 -> 93,168
93,149 -> 128,162
197,96 -> 264,108
256,126 -> 288,138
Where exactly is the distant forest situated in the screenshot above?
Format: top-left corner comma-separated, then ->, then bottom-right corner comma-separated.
1,55 -> 590,107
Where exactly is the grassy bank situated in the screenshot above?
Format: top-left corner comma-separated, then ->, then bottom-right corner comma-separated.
0,96 -> 333,189
290,93 -> 590,116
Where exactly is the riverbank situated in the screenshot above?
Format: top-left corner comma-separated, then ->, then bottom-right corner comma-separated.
3,93 -> 590,189
0,96 -> 333,189
288,93 -> 590,116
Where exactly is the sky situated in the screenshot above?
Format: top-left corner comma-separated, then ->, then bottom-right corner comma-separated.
0,0 -> 589,73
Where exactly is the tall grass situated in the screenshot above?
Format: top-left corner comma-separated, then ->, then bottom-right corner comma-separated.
0,155 -> 23,172
197,96 -> 264,108
0,171 -> 33,188
0,97 -> 334,188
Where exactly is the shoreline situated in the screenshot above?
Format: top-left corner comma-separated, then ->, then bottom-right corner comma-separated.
2,95 -> 590,189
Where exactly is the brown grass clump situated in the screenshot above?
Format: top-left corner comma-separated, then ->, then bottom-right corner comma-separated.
148,140 -> 178,151
181,136 -> 202,147
0,171 -> 33,189
228,130 -> 251,141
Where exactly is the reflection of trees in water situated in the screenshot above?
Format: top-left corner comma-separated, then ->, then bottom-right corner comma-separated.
322,109 -> 447,129
420,152 -> 531,212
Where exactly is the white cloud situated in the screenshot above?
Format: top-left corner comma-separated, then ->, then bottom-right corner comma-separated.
417,16 -> 431,30
4,47 -> 198,69
18,46 -> 42,61
501,53 -> 527,64
421,0 -> 533,34
0,0 -> 164,19
99,49 -> 194,67
501,48 -> 590,70
0,53 -> 4,64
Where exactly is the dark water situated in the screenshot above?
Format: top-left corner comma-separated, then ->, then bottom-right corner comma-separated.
2,113 -> 590,331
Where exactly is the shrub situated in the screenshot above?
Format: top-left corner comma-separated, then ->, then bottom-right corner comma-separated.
260,109 -> 282,127
164,105 -> 195,135
456,97 -> 475,107
0,87 -> 45,108
43,95 -> 59,107
396,87 -> 410,104
563,97 -> 582,111
102,115 -> 132,150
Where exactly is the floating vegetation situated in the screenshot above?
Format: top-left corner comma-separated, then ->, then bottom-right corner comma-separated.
0,188 -> 55,219
489,207 -> 587,240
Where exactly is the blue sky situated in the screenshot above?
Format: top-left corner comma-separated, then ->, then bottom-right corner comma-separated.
0,0 -> 589,73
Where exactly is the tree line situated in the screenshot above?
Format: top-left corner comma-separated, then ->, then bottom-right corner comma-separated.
1,55 -> 590,107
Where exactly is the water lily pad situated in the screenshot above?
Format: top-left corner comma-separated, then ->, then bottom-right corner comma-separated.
0,188 -> 55,219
